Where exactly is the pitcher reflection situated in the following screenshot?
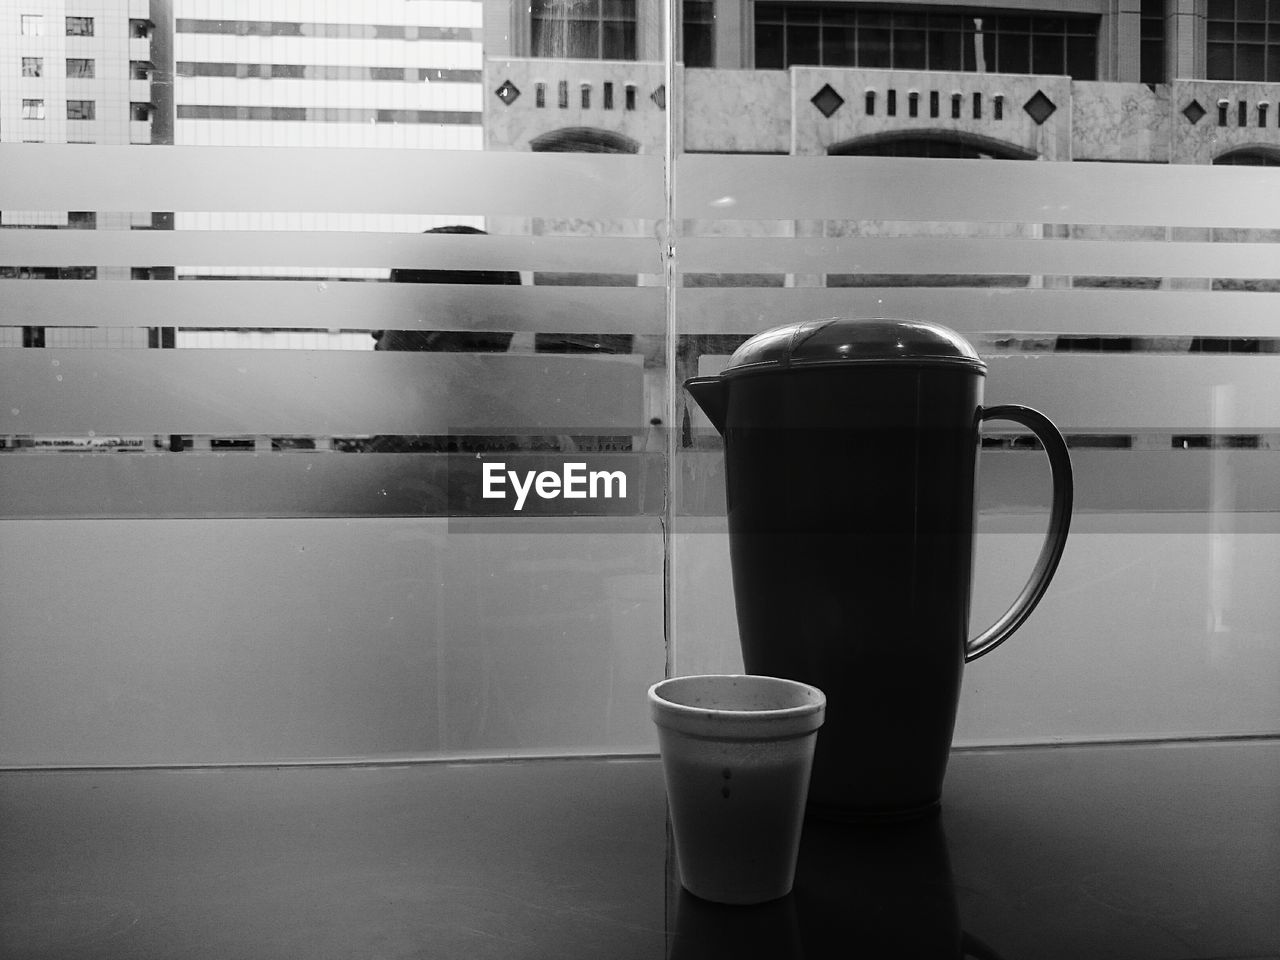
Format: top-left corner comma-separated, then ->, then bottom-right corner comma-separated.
667,816 -> 1006,959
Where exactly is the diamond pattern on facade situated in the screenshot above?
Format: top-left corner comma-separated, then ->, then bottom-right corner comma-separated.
1182,99 -> 1207,125
811,84 -> 845,118
495,80 -> 520,106
1022,90 -> 1057,125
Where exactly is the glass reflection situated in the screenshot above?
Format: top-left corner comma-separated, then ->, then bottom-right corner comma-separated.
666,816 -> 1007,959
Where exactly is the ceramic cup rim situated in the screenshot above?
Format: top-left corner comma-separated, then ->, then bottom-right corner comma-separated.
648,674 -> 826,739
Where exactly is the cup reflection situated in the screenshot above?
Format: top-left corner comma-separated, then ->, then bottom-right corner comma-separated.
666,814 -> 1006,959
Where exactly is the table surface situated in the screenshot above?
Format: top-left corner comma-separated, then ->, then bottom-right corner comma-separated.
2,739 -> 1277,960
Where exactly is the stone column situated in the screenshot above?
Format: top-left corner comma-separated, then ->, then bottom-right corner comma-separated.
1169,0 -> 1206,80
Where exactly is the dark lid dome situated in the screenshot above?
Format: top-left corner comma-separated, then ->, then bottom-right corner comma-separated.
721,318 -> 985,377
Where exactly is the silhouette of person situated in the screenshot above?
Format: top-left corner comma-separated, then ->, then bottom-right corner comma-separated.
371,225 -> 520,353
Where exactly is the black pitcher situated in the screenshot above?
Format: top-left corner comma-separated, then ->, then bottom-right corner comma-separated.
685,318 -> 1072,820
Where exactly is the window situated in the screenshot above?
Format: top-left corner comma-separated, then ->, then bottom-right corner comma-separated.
131,102 -> 152,121
67,212 -> 97,230
66,16 -> 94,37
684,0 -> 714,67
22,99 -> 45,120
831,133 -> 1030,160
130,19 -> 152,39
754,6 -> 1097,79
1207,0 -> 1280,80
1215,148 -> 1280,165
20,14 -> 42,36
67,58 -> 95,79
531,0 -> 637,60
22,57 -> 42,77
67,100 -> 96,120
131,61 -> 152,80
1140,0 -> 1166,83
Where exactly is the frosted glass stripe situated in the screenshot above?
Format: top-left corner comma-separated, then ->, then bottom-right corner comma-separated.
675,236 -> 1280,278
985,354 -> 1280,431
8,449 -> 1280,520
675,154 -> 1280,227
0,144 -> 664,218
10,231 -> 1275,278
677,287 -> 1280,338
0,452 -> 667,520
0,280 -> 664,334
693,353 -> 1280,431
674,450 -> 1280,519
2,350 -> 646,435
0,231 -> 662,273
0,517 -> 665,764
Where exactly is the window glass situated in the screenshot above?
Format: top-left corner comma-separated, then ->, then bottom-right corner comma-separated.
682,0 -> 713,67
67,58 -> 95,79
752,6 -> 1097,78
20,14 -> 42,36
532,0 -> 635,59
1,0 -> 1276,792
22,57 -> 42,77
65,16 -> 94,37
1207,0 -> 1280,78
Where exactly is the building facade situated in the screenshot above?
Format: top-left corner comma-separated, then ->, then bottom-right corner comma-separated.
484,0 -> 1280,164
0,0 -> 160,148
1,0 -> 162,352
171,0 -> 483,151
167,0 -> 490,299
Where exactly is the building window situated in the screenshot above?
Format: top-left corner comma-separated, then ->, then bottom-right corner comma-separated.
131,102 -> 152,121
67,212 -> 97,230
1140,0 -> 1166,83
22,99 -> 45,120
130,19 -> 152,39
684,0 -> 714,66
66,16 -> 94,37
1215,147 -> 1280,165
831,132 -> 1031,159
754,6 -> 1097,79
1207,0 -> 1280,81
21,14 -> 42,36
131,61 -> 153,80
67,58 -> 95,79
67,100 -> 96,120
531,0 -> 637,60
22,57 -> 42,77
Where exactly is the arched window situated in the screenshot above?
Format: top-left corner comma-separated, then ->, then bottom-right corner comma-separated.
829,131 -> 1033,160
1214,148 -> 1280,166
529,127 -> 639,154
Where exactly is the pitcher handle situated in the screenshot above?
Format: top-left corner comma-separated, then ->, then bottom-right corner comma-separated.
966,405 -> 1073,663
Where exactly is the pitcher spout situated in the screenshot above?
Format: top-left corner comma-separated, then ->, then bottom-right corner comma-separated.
684,377 -> 728,435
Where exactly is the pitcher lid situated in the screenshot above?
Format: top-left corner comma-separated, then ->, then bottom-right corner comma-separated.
720,318 -> 986,377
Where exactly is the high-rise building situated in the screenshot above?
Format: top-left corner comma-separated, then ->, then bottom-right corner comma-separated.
169,0 -> 489,284
1,0 -> 162,351
1,0 -> 160,148
172,0 -> 483,150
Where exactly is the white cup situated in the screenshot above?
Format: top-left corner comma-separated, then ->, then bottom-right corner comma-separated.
648,674 -> 826,905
